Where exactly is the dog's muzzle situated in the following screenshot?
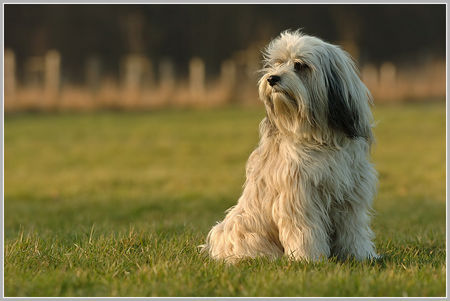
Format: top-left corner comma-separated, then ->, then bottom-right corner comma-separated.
267,75 -> 281,87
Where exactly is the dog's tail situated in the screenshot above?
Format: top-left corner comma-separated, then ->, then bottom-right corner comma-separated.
197,243 -> 208,254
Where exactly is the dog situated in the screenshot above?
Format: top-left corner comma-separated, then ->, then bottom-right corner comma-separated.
200,30 -> 378,263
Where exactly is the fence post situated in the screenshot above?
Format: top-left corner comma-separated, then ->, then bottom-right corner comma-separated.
123,55 -> 142,92
44,50 -> 61,104
361,64 -> 378,98
5,49 -> 16,109
379,62 -> 397,101
121,54 -> 141,106
189,57 -> 205,104
220,59 -> 236,103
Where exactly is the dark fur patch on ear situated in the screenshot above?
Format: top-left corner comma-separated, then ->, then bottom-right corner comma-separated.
327,67 -> 361,139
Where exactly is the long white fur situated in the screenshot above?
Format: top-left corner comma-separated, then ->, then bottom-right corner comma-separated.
200,30 -> 378,263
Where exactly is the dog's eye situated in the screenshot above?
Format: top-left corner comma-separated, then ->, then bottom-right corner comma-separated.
294,61 -> 307,72
273,61 -> 282,67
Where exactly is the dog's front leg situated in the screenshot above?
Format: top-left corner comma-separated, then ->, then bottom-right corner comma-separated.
275,192 -> 331,262
330,201 -> 378,261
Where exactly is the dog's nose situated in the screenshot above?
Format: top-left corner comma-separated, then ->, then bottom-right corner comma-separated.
267,75 -> 281,87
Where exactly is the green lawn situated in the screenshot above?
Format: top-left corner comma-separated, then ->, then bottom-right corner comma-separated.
4,102 -> 446,297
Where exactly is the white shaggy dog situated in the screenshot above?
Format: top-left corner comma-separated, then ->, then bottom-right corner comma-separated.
201,30 -> 378,263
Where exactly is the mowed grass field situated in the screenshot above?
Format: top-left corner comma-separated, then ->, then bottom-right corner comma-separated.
4,102 -> 446,297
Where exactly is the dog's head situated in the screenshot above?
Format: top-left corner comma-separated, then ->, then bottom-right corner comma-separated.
258,30 -> 373,144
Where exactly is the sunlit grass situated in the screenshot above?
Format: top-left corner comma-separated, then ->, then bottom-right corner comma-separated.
4,102 -> 445,296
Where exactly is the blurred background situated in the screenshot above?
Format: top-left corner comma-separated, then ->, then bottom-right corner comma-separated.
4,4 -> 446,111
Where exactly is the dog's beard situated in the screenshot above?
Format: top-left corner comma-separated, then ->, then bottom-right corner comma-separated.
261,82 -> 330,144
260,76 -> 312,137
269,90 -> 299,133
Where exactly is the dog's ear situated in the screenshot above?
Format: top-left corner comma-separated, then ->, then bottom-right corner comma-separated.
325,49 -> 368,139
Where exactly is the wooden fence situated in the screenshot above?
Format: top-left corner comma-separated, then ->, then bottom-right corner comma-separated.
4,49 -> 446,112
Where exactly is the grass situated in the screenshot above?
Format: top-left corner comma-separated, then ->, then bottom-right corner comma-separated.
4,102 -> 446,297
